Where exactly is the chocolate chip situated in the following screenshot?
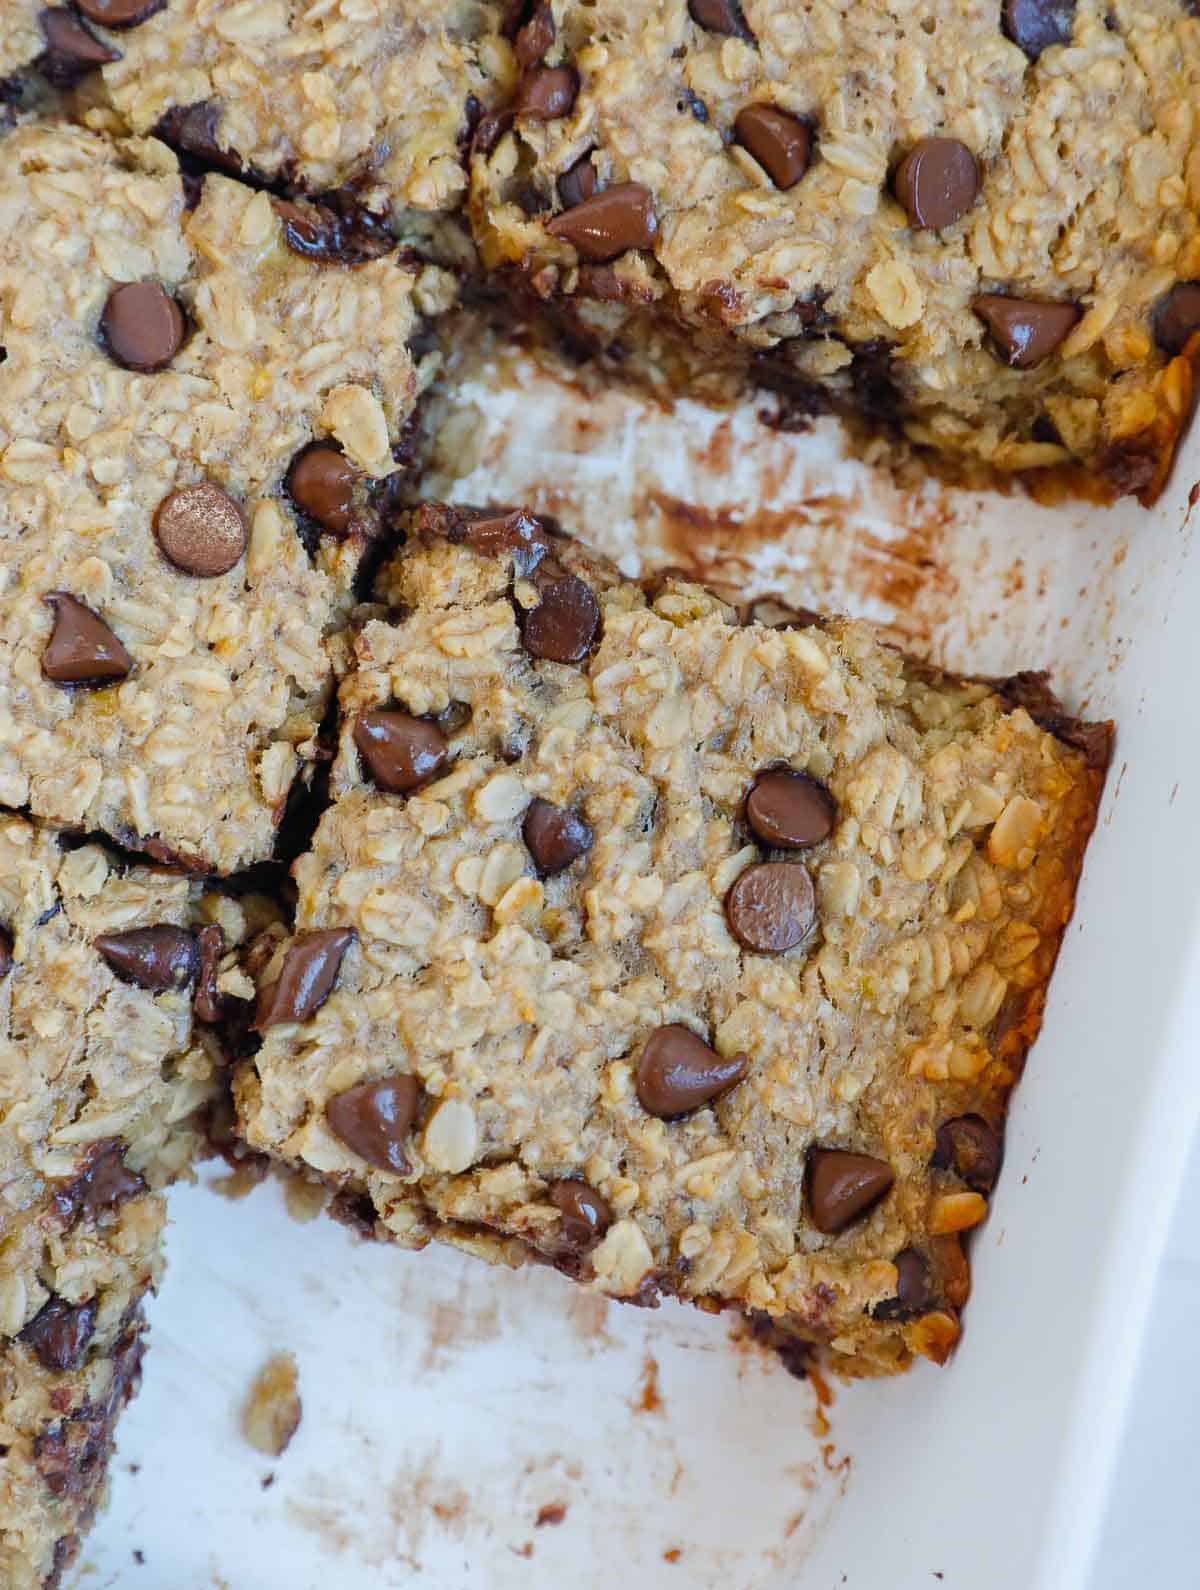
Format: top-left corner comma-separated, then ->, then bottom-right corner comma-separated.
873,1249 -> 931,1320
522,798 -> 593,875
287,445 -> 359,536
1154,282 -> 1200,356
745,769 -> 837,849
99,281 -> 185,373
688,0 -> 754,39
1002,0 -> 1075,59
254,927 -> 355,1030
557,153 -> 598,210
523,576 -> 600,662
725,861 -> 815,954
57,1139 -> 146,1222
635,1024 -> 748,1118
42,593 -> 132,686
193,923 -> 225,1023
0,927 -> 11,979
20,1296 -> 97,1373
271,198 -> 394,266
326,1075 -> 419,1174
806,1149 -> 895,1235
95,925 -> 198,991
515,65 -> 578,120
893,138 -> 979,229
153,482 -> 247,577
74,0 -> 163,25
932,1114 -> 1003,1193
354,709 -> 449,793
973,294 -> 1080,368
515,2 -> 555,65
464,509 -> 552,574
153,100 -> 242,175
546,183 -> 658,261
549,1179 -> 612,1250
734,105 -> 811,191
37,8 -> 120,82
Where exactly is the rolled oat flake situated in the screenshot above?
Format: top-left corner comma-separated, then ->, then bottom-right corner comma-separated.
154,483 -> 247,577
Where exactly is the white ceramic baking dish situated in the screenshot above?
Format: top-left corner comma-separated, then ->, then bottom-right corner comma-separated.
77,353 -> 1200,1590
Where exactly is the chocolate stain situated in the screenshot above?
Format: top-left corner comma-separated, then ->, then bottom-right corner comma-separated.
419,1280 -> 503,1373
633,1353 -> 663,1415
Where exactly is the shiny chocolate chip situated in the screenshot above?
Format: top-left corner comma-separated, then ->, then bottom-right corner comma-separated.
523,576 -> 600,662
806,1148 -> 894,1234
1002,0 -> 1075,59
522,798 -> 593,875
37,8 -> 120,82
354,709 -> 449,793
725,861 -> 815,954
745,769 -> 836,849
688,0 -> 754,38
893,138 -> 979,229
0,926 -> 12,979
254,928 -> 355,1030
734,105 -> 811,190
549,1179 -> 612,1250
75,0 -> 163,24
154,482 -> 247,577
557,153 -> 598,210
546,182 -> 658,261
636,1024 -> 748,1119
99,280 -> 185,373
42,593 -> 132,686
873,1248 -> 931,1320
515,65 -> 578,120
932,1114 -> 1003,1193
193,923 -> 225,1023
515,1 -> 555,65
326,1075 -> 420,1174
57,1139 -> 146,1221
287,445 -> 359,536
20,1296 -> 97,1373
1155,282 -> 1200,356
95,925 -> 198,991
464,509 -> 552,574
271,198 -> 394,266
973,294 -> 1079,368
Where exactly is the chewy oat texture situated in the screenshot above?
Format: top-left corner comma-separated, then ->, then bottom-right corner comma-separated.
0,122 -> 452,873
0,813 -> 250,1590
470,0 -> 1200,498
235,513 -> 1108,1377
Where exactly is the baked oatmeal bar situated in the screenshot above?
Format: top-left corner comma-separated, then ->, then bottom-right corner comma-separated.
0,121 -> 452,873
234,507 -> 1109,1377
0,813 -> 253,1588
470,0 -> 1200,500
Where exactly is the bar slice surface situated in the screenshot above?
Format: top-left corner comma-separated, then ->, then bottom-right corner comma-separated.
235,506 -> 1109,1376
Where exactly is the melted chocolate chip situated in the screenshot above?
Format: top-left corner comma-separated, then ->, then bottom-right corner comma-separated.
41,593 -> 132,686
254,928 -> 355,1030
734,105 -> 811,190
354,709 -> 449,793
94,925 -> 198,991
1003,0 -> 1075,59
724,861 -> 816,954
153,482 -> 247,577
153,100 -> 243,175
1154,282 -> 1200,356
873,1248 -> 931,1320
515,65 -> 578,120
932,1115 -> 1003,1193
54,1139 -> 146,1224
745,769 -> 837,849
326,1075 -> 420,1174
688,0 -> 754,39
287,445 -> 360,536
893,138 -> 979,229
522,798 -> 593,875
557,153 -> 598,210
546,183 -> 658,261
0,926 -> 12,979
549,1179 -> 612,1250
806,1149 -> 895,1234
74,0 -> 163,25
523,576 -> 600,662
635,1024 -> 748,1118
99,281 -> 185,373
193,923 -> 225,1023
37,8 -> 119,83
515,2 -> 555,65
973,294 -> 1080,368
271,198 -> 395,266
20,1296 -> 97,1373
464,509 -> 552,574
